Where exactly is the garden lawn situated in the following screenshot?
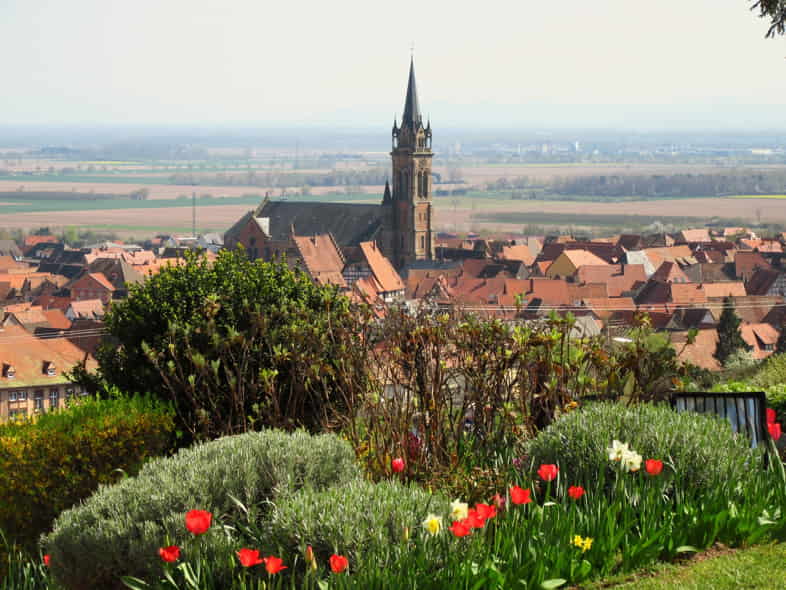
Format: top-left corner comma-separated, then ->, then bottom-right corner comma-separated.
579,543 -> 786,589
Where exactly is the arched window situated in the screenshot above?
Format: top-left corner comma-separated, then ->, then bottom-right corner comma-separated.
420,235 -> 425,250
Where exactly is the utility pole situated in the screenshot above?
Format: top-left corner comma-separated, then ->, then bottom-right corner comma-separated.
192,190 -> 196,238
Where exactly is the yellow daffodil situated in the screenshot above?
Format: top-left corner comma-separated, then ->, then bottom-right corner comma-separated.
422,514 -> 443,536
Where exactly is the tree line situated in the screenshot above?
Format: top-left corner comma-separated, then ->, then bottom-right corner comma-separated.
550,171 -> 786,197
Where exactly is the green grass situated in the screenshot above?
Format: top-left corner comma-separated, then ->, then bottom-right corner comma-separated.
578,543 -> 786,589
0,193 -> 379,214
731,194 -> 786,199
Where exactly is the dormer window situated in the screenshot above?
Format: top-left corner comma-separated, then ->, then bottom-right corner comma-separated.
43,361 -> 56,376
3,364 -> 14,379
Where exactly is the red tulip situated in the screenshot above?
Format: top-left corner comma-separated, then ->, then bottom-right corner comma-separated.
767,408 -> 776,425
158,545 -> 180,563
510,485 -> 532,505
537,464 -> 559,482
264,555 -> 287,575
43,554 -> 51,567
449,520 -> 471,537
463,509 -> 485,529
391,457 -> 405,473
185,509 -> 212,535
329,554 -> 349,574
769,422 -> 782,441
475,503 -> 497,520
237,548 -> 264,568
568,485 -> 585,499
645,459 -> 664,476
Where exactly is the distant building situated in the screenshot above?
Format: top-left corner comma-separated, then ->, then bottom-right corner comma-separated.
0,325 -> 94,420
225,58 -> 434,271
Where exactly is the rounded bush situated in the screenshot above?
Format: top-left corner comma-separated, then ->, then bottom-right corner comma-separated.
0,394 -> 174,551
43,429 -> 359,590
526,402 -> 758,495
265,479 -> 447,567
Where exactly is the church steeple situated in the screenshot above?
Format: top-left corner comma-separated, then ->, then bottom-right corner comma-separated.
401,57 -> 422,130
386,56 -> 434,269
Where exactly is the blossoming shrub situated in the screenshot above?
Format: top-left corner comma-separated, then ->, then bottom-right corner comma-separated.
526,402 -> 757,495
0,394 -> 174,551
43,429 -> 358,590
263,479 -> 446,567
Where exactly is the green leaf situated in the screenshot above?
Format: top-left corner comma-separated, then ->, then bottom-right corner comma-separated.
121,576 -> 150,590
541,579 -> 567,589
676,546 -> 698,553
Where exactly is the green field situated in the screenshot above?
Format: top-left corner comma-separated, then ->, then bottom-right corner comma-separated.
731,194 -> 786,199
0,193 -> 379,215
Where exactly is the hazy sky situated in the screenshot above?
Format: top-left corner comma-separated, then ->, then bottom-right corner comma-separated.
1,0 -> 784,129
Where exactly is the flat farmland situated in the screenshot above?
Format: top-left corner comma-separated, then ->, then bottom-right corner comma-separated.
3,195 -> 786,238
437,196 -> 786,233
0,180 -> 383,200
0,204 -> 262,233
435,163 -> 778,184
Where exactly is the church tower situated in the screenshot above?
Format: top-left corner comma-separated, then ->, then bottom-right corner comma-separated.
389,57 -> 434,269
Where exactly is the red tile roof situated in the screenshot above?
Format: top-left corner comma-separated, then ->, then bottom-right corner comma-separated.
292,234 -> 347,289
359,241 -> 403,293
0,324 -> 96,387
679,229 -> 712,243
498,244 -> 535,266
562,250 -> 609,268
23,235 -> 59,247
42,309 -> 71,330
674,329 -> 721,371
734,251 -> 770,280
669,283 -> 708,305
87,272 -> 116,292
67,299 -> 105,320
650,261 -> 690,284
702,282 -> 747,298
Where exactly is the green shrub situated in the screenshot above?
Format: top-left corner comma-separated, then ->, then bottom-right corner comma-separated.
0,394 -> 174,551
264,479 -> 446,568
43,429 -> 359,590
526,402 -> 758,495
750,352 -> 786,389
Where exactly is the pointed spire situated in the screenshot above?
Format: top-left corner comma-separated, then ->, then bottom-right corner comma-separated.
383,179 -> 392,204
402,57 -> 421,129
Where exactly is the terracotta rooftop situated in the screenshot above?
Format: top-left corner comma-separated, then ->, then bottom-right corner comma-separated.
679,228 -> 712,243
674,328 -> 721,371
562,249 -> 609,268
23,235 -> 59,248
67,299 -> 105,320
745,268 -> 781,296
734,251 -> 770,280
702,282 -> 747,298
0,324 -> 96,388
292,234 -> 347,289
650,261 -> 690,284
359,241 -> 404,293
42,309 -> 71,331
670,283 -> 708,305
498,244 -> 535,266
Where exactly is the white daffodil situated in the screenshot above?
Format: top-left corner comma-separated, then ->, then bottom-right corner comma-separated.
607,439 -> 629,462
449,499 -> 469,521
621,449 -> 643,472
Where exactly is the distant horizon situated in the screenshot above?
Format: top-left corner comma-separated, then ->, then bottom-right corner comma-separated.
2,0 -> 784,132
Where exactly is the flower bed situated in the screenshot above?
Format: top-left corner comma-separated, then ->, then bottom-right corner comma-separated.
32,403 -> 786,590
